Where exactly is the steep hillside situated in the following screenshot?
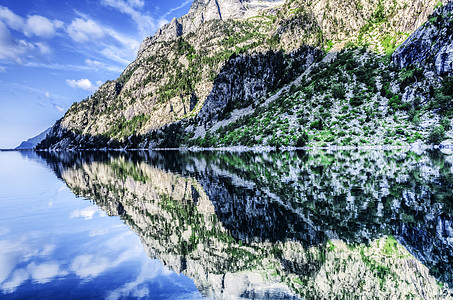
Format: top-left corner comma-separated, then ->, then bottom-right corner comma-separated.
37,0 -> 451,149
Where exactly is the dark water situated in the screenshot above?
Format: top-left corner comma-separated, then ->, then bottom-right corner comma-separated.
1,149 -> 453,299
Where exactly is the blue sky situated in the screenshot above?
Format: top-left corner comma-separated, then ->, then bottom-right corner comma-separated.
0,0 -> 192,149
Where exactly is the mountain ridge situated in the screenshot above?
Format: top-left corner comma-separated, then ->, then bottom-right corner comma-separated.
16,127 -> 50,150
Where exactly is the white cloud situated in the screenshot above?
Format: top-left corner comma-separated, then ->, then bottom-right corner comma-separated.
85,58 -> 103,67
0,6 -> 62,39
55,105 -> 65,112
104,28 -> 139,50
24,15 -> 61,38
89,229 -> 109,237
0,7 -> 61,64
101,46 -> 134,65
101,0 -> 164,39
105,258 -> 176,300
0,252 -> 65,293
127,0 -> 145,8
0,21 -> 34,64
0,240 -> 59,292
35,42 -> 51,55
162,0 -> 192,19
67,18 -> 105,43
85,59 -> 126,73
40,245 -> 56,257
0,17 -> 55,64
0,66 -> 5,73
67,16 -> 140,65
0,240 -> 21,284
66,78 -> 102,93
0,6 -> 24,31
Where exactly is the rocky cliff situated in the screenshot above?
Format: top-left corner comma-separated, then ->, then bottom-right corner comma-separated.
37,0 -> 453,149
393,1 -> 453,75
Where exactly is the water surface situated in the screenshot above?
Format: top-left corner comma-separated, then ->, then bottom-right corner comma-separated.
0,151 -> 202,299
1,149 -> 453,299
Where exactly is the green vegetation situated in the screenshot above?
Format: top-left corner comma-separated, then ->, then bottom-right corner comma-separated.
156,22 -> 265,103
431,76 -> 453,115
108,115 -> 150,138
185,47 -> 431,148
427,125 -> 445,144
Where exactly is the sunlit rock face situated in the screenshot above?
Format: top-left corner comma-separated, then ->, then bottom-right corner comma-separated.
37,150 -> 453,299
152,0 -> 284,43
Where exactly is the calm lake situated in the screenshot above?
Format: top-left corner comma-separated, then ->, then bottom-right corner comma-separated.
0,149 -> 452,299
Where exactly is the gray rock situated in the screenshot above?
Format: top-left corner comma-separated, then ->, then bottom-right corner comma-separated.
393,1 -> 453,76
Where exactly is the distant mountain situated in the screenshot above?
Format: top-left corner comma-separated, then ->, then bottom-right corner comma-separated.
16,128 -> 51,150
37,0 -> 453,149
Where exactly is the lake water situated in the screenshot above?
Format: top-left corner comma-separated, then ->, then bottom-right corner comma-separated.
0,149 -> 452,299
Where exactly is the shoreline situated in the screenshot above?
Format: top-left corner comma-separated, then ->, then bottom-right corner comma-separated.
3,142 -> 453,152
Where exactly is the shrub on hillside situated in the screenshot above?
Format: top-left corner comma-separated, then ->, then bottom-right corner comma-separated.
349,96 -> 363,107
426,125 -> 445,144
310,120 -> 323,130
295,132 -> 309,147
441,117 -> 451,131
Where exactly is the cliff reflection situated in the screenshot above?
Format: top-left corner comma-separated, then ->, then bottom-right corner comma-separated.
36,150 -> 453,299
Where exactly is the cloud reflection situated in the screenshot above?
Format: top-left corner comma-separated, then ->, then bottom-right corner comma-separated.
71,255 -> 111,279
1,268 -> 28,293
71,231 -> 147,280
29,262 -> 67,284
0,239 -> 63,293
70,206 -> 103,220
0,240 -> 30,285
0,225 -> 158,294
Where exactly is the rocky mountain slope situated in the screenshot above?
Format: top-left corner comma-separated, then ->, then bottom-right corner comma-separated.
37,0 -> 452,149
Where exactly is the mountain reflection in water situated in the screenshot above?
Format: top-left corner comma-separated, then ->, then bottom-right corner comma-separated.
37,149 -> 453,299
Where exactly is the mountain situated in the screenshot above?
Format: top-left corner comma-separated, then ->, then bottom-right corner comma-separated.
16,127 -> 51,150
37,0 -> 452,149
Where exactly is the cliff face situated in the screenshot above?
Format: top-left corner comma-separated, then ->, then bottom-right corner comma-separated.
393,1 -> 453,75
36,0 -> 453,149
36,150 -> 453,298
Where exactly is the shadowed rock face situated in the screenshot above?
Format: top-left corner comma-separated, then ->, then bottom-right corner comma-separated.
393,1 -> 453,76
34,149 -> 453,299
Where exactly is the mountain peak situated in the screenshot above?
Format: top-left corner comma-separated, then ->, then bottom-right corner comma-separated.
189,0 -> 246,20
149,0 -> 284,44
